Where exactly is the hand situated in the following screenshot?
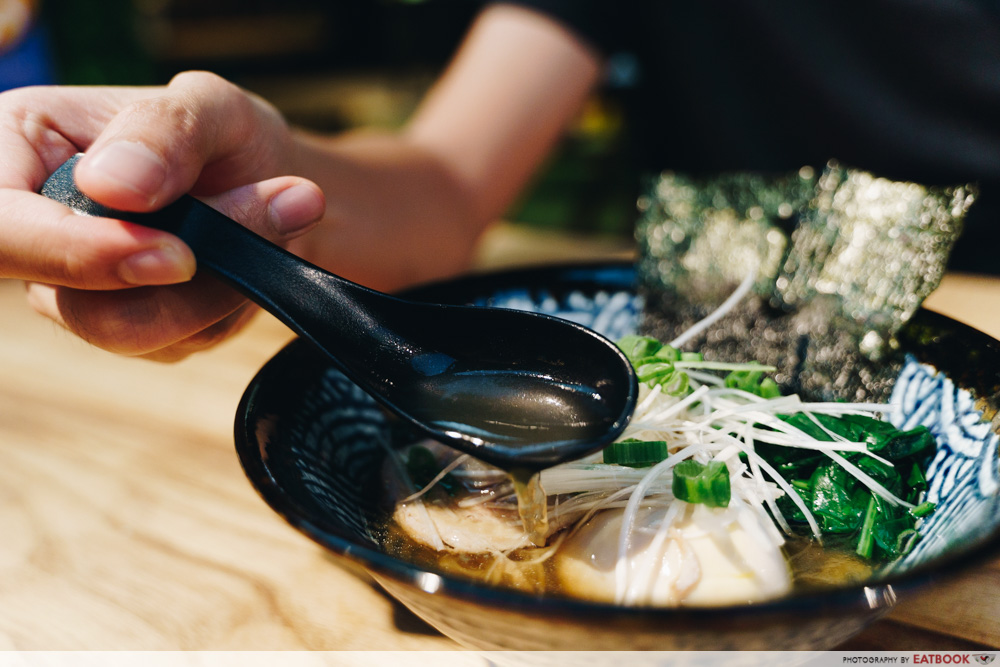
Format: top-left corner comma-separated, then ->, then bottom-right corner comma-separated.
0,71 -> 325,361
2,5 -> 601,362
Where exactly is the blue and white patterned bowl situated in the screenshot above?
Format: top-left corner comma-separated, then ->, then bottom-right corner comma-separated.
235,262 -> 1000,651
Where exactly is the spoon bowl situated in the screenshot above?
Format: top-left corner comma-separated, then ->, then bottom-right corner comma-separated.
41,155 -> 637,469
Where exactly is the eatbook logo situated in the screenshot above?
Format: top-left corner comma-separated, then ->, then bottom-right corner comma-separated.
974,656 -> 996,665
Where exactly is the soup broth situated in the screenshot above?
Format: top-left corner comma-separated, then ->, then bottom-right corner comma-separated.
379,511 -> 873,602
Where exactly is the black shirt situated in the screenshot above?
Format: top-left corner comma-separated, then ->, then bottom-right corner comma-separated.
498,0 -> 1000,272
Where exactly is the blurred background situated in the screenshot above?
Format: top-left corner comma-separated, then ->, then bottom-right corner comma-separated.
0,0 -> 640,240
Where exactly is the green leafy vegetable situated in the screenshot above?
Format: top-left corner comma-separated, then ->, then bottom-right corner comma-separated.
771,412 -> 937,561
808,463 -> 865,533
856,496 -> 879,559
722,362 -> 781,398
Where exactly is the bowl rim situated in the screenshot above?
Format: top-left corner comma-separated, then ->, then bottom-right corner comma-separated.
234,260 -> 1000,621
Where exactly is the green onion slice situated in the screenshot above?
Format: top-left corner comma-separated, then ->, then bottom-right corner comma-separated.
672,460 -> 731,508
616,335 -> 662,364
603,438 -> 669,468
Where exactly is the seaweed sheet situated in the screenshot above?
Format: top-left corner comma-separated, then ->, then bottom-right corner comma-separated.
636,162 -> 976,403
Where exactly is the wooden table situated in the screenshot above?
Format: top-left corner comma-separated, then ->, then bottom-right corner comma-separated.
1,222 -> 997,652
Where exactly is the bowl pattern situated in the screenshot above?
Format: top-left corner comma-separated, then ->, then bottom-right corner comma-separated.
236,263 -> 1000,651
887,359 -> 1000,570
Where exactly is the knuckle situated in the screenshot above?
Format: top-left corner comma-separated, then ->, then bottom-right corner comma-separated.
164,71 -> 261,156
127,95 -> 200,145
168,70 -> 227,91
163,71 -> 291,180
170,70 -> 248,116
0,90 -> 74,182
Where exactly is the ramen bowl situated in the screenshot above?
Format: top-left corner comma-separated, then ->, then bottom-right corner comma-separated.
234,262 -> 1000,652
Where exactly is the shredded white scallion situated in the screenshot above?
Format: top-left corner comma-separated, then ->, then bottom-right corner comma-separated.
401,453 -> 471,504
669,269 -> 757,349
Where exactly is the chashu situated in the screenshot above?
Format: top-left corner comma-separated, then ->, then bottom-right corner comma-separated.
384,441 -> 579,553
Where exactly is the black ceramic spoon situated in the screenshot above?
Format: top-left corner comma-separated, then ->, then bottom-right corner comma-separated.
42,154 -> 637,470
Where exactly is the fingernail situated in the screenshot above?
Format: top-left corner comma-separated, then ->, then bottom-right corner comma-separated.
119,244 -> 195,285
268,184 -> 324,237
86,142 -> 167,206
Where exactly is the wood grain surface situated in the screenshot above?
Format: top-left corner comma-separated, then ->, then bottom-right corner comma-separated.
1,223 -> 997,652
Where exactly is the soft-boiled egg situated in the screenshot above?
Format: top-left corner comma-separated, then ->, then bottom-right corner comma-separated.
556,503 -> 792,606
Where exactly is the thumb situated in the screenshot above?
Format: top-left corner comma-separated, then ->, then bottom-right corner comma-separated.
72,71 -> 291,212
23,176 -> 325,356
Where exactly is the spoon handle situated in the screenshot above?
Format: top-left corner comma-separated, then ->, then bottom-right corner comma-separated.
40,154 -> 381,358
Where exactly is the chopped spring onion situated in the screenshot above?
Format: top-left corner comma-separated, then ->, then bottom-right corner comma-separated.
616,335 -> 693,396
602,438 -> 669,468
672,460 -> 731,508
616,335 -> 664,364
725,364 -> 782,398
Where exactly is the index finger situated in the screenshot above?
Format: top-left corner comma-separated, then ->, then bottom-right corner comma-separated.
0,188 -> 194,289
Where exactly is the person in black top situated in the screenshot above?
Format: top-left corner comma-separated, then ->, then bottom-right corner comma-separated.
508,1 -> 1000,275
0,2 -> 996,360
